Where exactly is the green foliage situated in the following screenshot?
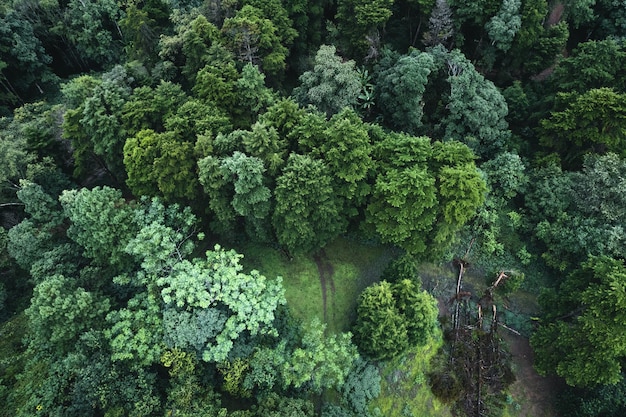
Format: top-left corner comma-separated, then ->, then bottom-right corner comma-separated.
79,66 -> 131,176
193,61 -> 240,111
121,81 -> 188,136
340,357 -> 382,415
106,291 -> 164,368
540,88 -> 626,167
367,166 -> 438,255
255,393 -> 314,417
439,49 -> 511,159
222,151 -> 272,239
528,154 -> 626,270
380,253 -> 420,284
60,186 -> 137,269
233,63 -> 276,128
283,319 -> 358,391
293,45 -> 362,116
367,132 -> 485,258
272,153 -> 345,254
164,98 -> 233,141
242,121 -> 288,175
354,280 -> 438,360
393,279 -> 439,345
221,5 -> 289,75
532,256 -> 626,386
124,129 -> 199,201
0,8 -> 56,109
480,151 -> 528,201
335,0 -> 394,52
303,108 -> 373,217
157,245 -> 286,363
558,377 -> 626,417
27,274 -> 110,353
551,39 -> 626,93
485,0 -> 522,52
375,49 -> 436,134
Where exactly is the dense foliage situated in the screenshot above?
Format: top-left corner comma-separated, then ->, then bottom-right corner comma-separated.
2,0 -> 626,415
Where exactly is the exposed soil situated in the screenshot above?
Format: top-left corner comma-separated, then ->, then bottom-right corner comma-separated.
503,332 -> 562,417
313,249 -> 335,322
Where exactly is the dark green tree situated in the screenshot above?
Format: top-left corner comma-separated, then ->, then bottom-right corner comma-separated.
375,49 -> 436,134
532,256 -> 626,386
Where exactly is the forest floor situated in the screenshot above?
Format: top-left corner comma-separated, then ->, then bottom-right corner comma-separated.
504,332 -> 561,417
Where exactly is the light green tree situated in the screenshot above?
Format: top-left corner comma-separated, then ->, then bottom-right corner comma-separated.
283,319 -> 358,392
293,45 -> 362,116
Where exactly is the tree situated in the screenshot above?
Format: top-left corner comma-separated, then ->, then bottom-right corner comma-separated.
233,63 -> 276,128
62,66 -> 131,182
550,39 -> 626,94
539,88 -> 626,168
527,154 -> 626,271
485,0 -> 522,52
221,5 -> 289,75
242,121 -> 288,175
0,9 -> 56,110
335,0 -> 394,53
27,274 -> 110,354
438,48 -> 511,159
283,319 -> 358,391
121,81 -> 188,136
157,245 -> 286,363
60,186 -> 138,270
423,0 -> 454,47
301,108 -> 373,217
124,129 -> 199,202
375,49 -> 436,134
272,154 -> 345,254
58,0 -> 124,68
293,45 -> 362,116
221,151 -> 272,239
532,256 -> 626,386
354,281 -> 409,360
367,165 -> 438,255
120,0 -> 171,63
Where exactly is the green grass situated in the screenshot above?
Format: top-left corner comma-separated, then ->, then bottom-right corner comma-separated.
236,237 -> 393,333
370,329 -> 452,417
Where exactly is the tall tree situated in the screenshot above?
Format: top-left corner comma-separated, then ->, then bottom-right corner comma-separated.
221,5 -> 289,75
539,88 -> 626,167
335,0 -> 394,53
485,0 -> 522,52
293,45 -> 362,116
430,47 -> 511,159
375,49 -> 436,134
532,256 -> 626,386
272,153 -> 344,254
124,129 -> 199,202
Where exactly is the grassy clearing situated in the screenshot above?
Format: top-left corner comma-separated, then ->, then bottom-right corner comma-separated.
370,329 -> 452,417
236,237 -> 393,333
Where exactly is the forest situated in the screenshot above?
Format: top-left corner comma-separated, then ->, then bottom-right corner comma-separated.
1,0 -> 626,416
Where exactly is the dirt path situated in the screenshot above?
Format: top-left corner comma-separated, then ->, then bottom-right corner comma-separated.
313,249 -> 335,322
503,332 -> 562,417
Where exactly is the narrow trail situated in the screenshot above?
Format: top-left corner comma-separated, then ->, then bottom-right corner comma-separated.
313,249 -> 335,322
